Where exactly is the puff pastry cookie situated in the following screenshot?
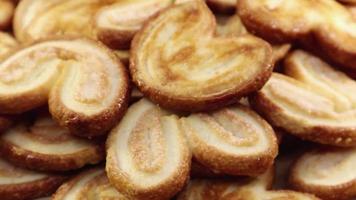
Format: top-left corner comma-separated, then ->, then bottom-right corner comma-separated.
0,0 -> 14,30
131,0 -> 273,112
0,37 -> 130,138
177,167 -> 320,200
106,98 -> 191,200
181,104 -> 278,176
53,167 -> 127,200
0,32 -> 17,59
0,112 -> 104,171
289,147 -> 356,200
250,50 -> 356,147
0,157 -> 67,200
238,0 -> 356,72
206,0 -> 236,13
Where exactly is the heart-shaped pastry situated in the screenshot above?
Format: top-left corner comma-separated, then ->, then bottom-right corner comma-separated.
0,37 -> 130,138
131,0 -> 273,112
250,50 -> 356,147
289,147 -> 356,200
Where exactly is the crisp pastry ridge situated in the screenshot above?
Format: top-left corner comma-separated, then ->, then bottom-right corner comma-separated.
131,0 -> 273,112
250,50 -> 356,147
0,157 -> 67,200
289,147 -> 356,200
238,0 -> 356,72
0,111 -> 104,171
206,0 -> 236,13
53,167 -> 127,200
181,103 -> 278,176
0,0 -> 14,30
106,98 -> 191,200
177,167 -> 320,200
0,37 -> 130,138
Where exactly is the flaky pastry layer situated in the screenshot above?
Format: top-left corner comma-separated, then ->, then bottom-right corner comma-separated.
106,98 -> 191,200
250,50 -> 356,147
0,112 -> 104,171
0,37 -> 130,138
0,32 -> 18,59
289,148 -> 356,200
181,104 -> 278,176
131,0 -> 272,112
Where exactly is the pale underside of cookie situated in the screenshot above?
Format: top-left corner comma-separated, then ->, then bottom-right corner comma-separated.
131,0 -> 273,112
177,167 -> 320,200
0,37 -> 130,138
0,0 -> 14,30
0,32 -> 18,59
53,167 -> 127,200
250,50 -> 356,147
0,157 -> 67,200
289,148 -> 356,200
238,0 -> 356,72
181,104 -> 278,176
206,0 -> 236,13
106,98 -> 191,200
0,112 -> 104,171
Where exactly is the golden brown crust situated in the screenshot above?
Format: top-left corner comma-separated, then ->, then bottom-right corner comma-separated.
237,0 -> 356,71
206,0 -> 236,14
249,50 -> 356,147
289,148 -> 356,200
0,0 -> 14,30
181,104 -> 278,176
0,37 -> 130,138
106,98 -> 191,200
130,0 -> 273,112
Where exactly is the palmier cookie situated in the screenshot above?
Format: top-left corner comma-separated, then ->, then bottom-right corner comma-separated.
206,0 -> 236,13
0,157 -> 67,200
131,0 -> 273,112
238,0 -> 356,72
0,37 -> 130,138
289,147 -> 356,200
0,32 -> 18,59
250,50 -> 356,147
0,112 -> 104,171
181,104 -> 278,176
177,167 -> 320,200
53,167 -> 127,200
0,0 -> 14,30
106,98 -> 191,200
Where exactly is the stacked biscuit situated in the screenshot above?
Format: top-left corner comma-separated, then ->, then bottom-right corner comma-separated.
0,0 -> 354,199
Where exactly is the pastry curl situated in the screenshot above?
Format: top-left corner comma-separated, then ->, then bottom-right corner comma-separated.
131,0 -> 273,112
238,0 -> 356,72
250,50 -> 356,147
0,112 -> 104,171
106,98 -> 191,200
0,37 -> 130,138
53,167 -> 127,200
181,104 -> 278,176
289,147 -> 356,200
0,157 -> 67,200
0,0 -> 14,30
177,167 -> 320,200
0,32 -> 18,59
206,0 -> 236,13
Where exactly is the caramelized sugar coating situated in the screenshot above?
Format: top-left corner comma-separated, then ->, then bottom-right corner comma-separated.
339,0 -> 356,4
0,32 -> 18,59
14,0 -> 173,49
0,112 -> 104,171
106,99 -> 191,200
0,37 -> 130,138
289,148 -> 356,200
206,0 -> 236,13
0,0 -> 14,30
238,0 -> 356,72
53,167 -> 127,200
131,0 -> 273,112
181,104 -> 278,176
0,157 -> 67,200
178,167 -> 320,200
250,50 -> 356,147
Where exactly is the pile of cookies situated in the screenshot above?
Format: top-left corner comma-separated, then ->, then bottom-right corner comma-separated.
0,0 -> 355,199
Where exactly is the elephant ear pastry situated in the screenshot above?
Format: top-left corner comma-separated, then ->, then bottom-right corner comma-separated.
0,32 -> 18,59
181,104 -> 278,176
131,0 -> 273,112
177,167 -> 320,200
250,50 -> 356,147
0,0 -> 14,30
0,37 -> 130,138
206,0 -> 236,13
289,147 -> 356,200
0,112 -> 104,171
53,167 -> 127,200
106,98 -> 191,200
0,157 -> 67,200
238,0 -> 356,72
